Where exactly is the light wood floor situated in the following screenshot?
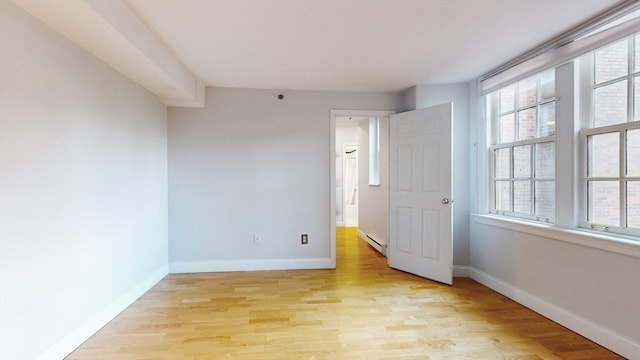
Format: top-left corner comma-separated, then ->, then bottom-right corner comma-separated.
67,227 -> 623,359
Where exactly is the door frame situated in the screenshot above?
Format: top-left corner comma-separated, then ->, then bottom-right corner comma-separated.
330,109 -> 395,268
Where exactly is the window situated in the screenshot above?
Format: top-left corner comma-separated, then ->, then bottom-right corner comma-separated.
488,69 -> 557,222
368,117 -> 380,186
480,13 -> 640,243
580,35 -> 640,235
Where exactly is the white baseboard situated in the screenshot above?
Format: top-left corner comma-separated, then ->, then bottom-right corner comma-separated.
36,265 -> 169,360
452,265 -> 471,278
170,258 -> 333,273
34,260 -> 638,360
467,267 -> 640,360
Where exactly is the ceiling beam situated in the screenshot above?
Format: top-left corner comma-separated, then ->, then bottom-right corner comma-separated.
13,0 -> 205,107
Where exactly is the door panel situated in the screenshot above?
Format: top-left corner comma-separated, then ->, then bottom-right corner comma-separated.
422,142 -> 440,191
397,145 -> 413,191
388,104 -> 453,285
396,207 -> 412,253
421,209 -> 440,260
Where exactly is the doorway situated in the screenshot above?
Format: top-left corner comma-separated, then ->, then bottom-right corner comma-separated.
330,106 -> 453,285
330,110 -> 395,267
335,116 -> 361,227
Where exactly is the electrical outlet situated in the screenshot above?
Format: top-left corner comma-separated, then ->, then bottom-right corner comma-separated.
301,234 -> 308,244
253,234 -> 260,245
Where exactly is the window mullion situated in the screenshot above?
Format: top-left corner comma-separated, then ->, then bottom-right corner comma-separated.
620,130 -> 627,228
530,142 -> 535,216
533,77 -> 540,217
628,37 -> 634,123
510,147 -> 515,213
514,84 -> 520,142
555,62 -> 576,227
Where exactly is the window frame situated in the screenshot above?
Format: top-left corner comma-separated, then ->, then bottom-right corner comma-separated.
579,123 -> 640,236
368,117 -> 380,186
487,70 -> 558,223
478,20 -> 640,246
577,35 -> 640,237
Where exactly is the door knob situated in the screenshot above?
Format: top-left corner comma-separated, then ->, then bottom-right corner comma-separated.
441,198 -> 450,204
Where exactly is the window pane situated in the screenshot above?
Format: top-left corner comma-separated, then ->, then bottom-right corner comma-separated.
635,76 -> 640,121
535,142 -> 555,178
535,181 -> 555,219
518,108 -> 536,140
500,85 -> 515,113
539,69 -> 555,101
369,118 -> 380,185
495,181 -> 511,211
594,80 -> 628,127
588,181 -> 620,226
518,76 -> 537,108
513,181 -> 531,214
628,181 -> 640,229
628,129 -> 640,176
499,113 -> 515,143
495,148 -> 510,178
595,39 -> 628,84
588,132 -> 619,177
539,102 -> 555,136
513,145 -> 531,178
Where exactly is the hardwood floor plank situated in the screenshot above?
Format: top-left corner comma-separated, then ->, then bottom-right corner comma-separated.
66,227 -> 623,359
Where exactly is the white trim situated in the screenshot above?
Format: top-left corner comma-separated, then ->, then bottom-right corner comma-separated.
474,81 -> 491,213
480,1 -> 640,82
579,122 -> 640,237
170,258 -> 333,273
452,265 -> 472,278
330,109 -> 395,269
554,62 -> 578,228
481,17 -> 640,94
368,117 -> 381,185
472,213 -> 640,258
36,265 -> 169,360
467,267 -> 640,360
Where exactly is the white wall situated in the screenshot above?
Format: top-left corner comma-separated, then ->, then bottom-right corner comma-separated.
168,88 -> 402,271
412,84 -> 471,266
469,218 -> 640,358
468,77 -> 640,357
357,118 -> 390,247
0,3 -> 169,359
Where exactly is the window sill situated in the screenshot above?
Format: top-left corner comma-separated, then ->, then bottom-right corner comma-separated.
471,213 -> 640,259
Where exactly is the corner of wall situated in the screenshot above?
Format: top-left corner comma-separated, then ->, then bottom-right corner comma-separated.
36,265 -> 169,360
401,86 -> 417,112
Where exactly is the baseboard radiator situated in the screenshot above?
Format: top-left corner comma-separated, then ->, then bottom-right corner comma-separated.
361,232 -> 387,257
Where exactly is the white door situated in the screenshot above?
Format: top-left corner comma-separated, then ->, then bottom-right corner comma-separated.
388,103 -> 453,285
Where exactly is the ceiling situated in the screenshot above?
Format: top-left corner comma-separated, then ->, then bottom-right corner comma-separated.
123,0 -> 621,91
14,0 -> 625,105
